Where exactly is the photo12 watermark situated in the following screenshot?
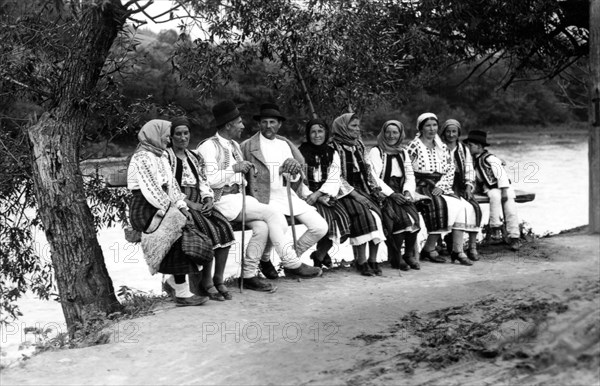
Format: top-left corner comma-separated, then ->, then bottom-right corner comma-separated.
200,321 -> 340,344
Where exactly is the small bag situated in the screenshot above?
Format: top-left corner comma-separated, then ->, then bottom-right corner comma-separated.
181,221 -> 213,265
140,205 -> 187,275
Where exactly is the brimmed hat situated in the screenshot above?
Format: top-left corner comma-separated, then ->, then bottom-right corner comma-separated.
463,130 -> 490,147
212,100 -> 241,127
253,103 -> 286,122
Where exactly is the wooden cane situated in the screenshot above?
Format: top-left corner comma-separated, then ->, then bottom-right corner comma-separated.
285,173 -> 298,255
239,178 -> 246,293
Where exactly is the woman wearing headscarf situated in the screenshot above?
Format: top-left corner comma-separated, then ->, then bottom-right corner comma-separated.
440,119 -> 482,261
298,118 -> 352,268
166,116 -> 235,301
406,113 -> 478,266
368,120 -> 421,271
329,113 -> 387,276
127,119 -> 209,306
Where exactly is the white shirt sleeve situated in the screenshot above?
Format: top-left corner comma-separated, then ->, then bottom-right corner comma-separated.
198,177 -> 214,200
488,154 -> 510,188
436,149 -> 456,193
403,149 -> 416,196
368,147 -> 394,197
463,145 -> 475,188
318,151 -> 343,197
165,157 -> 189,210
196,140 -> 242,189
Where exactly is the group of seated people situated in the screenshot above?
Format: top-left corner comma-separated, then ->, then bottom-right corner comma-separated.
126,100 -> 521,306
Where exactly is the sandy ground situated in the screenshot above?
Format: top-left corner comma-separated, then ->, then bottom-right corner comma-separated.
1,231 -> 599,385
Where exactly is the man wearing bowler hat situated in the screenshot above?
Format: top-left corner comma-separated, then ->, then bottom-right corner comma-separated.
241,103 -> 328,278
197,100 -> 321,286
464,130 -> 521,251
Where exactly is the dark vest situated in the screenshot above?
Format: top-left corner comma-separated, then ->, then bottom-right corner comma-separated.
475,151 -> 498,189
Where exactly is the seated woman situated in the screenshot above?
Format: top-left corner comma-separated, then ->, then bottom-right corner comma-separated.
127,119 -> 208,306
406,113 -> 479,266
298,118 -> 352,268
440,119 -> 482,260
166,117 -> 236,301
368,120 -> 421,270
330,113 -> 387,276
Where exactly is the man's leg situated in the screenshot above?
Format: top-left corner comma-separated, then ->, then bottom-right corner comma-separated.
241,220 -> 269,278
237,220 -> 275,291
487,189 -> 503,228
237,200 -> 301,269
294,210 -> 328,257
503,188 -> 519,238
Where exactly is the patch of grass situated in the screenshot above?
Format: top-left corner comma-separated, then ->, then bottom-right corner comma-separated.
28,286 -> 167,354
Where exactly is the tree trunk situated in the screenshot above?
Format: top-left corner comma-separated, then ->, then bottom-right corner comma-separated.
27,1 -> 128,330
590,0 -> 600,234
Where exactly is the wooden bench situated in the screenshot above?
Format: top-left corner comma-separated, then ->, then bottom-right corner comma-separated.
80,157 -> 535,241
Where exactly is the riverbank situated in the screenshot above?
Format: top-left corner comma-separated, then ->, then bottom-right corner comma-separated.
1,229 -> 598,385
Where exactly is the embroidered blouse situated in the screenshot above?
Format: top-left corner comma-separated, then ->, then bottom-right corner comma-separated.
310,150 -> 354,198
368,146 -> 416,197
165,148 -> 214,200
406,136 -> 455,194
127,150 -> 187,212
330,141 -> 381,195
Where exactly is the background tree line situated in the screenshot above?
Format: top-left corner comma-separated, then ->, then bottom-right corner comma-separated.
83,27 -> 588,156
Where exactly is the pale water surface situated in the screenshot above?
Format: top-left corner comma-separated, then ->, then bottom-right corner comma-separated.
0,135 -> 589,362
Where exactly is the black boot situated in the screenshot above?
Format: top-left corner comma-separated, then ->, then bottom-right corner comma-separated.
259,260 -> 279,279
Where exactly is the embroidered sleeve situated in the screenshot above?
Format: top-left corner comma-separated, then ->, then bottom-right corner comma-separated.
403,149 -> 416,196
488,154 -> 510,188
196,140 -> 240,189
131,152 -> 174,211
191,151 -> 215,200
361,143 -> 381,194
435,149 -> 456,193
368,147 -> 393,197
406,141 -> 421,172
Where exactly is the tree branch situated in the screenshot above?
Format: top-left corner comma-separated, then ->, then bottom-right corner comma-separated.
128,0 -> 183,22
0,75 -> 52,98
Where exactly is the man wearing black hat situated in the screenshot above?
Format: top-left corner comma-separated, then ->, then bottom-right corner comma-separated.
197,100 -> 321,285
464,130 -> 521,251
240,103 -> 328,278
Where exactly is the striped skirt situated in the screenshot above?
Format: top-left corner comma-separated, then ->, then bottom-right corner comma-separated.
158,238 -> 201,275
129,190 -> 159,232
453,172 -> 483,228
415,175 -> 450,233
415,177 -> 480,233
337,190 -> 383,244
381,177 -> 420,234
314,200 -> 351,243
180,186 -> 235,249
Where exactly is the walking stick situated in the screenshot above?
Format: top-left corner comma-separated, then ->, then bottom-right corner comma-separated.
284,173 -> 298,255
239,177 -> 246,293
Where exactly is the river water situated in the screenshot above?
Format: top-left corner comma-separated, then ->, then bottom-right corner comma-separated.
0,133 -> 590,363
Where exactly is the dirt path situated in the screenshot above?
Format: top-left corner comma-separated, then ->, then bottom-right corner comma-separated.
1,232 -> 599,385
